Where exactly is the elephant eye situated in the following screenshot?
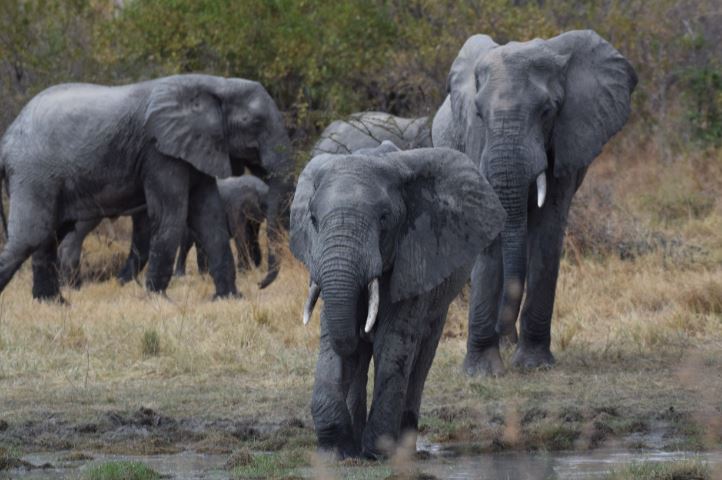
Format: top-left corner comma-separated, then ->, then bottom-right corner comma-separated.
379,211 -> 391,229
310,213 -> 318,231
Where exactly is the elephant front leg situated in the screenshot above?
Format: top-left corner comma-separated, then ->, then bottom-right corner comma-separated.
465,237 -> 505,377
312,322 -> 361,458
363,321 -> 417,459
188,177 -> 237,298
513,171 -> 580,369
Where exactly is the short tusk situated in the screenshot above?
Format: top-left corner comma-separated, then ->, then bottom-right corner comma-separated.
303,282 -> 321,326
364,278 -> 380,333
536,172 -> 547,208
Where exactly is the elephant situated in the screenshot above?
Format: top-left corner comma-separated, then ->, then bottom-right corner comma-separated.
432,30 -> 637,375
311,111 -> 431,157
175,175 -> 269,276
290,142 -> 505,458
57,175 -> 269,286
0,74 -> 293,301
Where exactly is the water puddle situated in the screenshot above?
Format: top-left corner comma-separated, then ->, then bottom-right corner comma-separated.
4,448 -> 720,479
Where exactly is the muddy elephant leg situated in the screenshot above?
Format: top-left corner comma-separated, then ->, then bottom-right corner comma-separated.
513,170 -> 583,369
117,212 -> 152,285
402,313 -> 446,437
312,316 -> 360,458
346,340 -> 372,452
363,317 -> 418,459
187,177 -> 237,298
173,228 -> 193,277
143,159 -> 189,294
31,234 -> 64,302
465,236 -> 505,377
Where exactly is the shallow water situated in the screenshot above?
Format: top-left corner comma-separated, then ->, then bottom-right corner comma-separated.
5,448 -> 721,479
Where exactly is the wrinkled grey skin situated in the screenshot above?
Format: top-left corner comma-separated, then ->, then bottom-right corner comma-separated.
311,112 -> 431,157
0,74 -> 293,301
175,175 -> 269,276
432,30 -> 637,375
58,176 -> 269,287
290,142 -> 505,458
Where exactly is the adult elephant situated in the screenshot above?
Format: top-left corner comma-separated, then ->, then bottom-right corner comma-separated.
0,74 -> 293,301
291,142 -> 505,458
432,30 -> 637,375
175,175 -> 269,276
311,111 -> 431,157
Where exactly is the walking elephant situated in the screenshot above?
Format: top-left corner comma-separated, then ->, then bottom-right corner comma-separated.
311,111 -> 431,157
290,142 -> 505,458
0,74 -> 293,301
432,30 -> 637,374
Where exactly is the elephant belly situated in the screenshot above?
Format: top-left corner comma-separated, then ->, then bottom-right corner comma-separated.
59,176 -> 145,222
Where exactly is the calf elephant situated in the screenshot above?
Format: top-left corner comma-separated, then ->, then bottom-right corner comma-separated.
432,30 -> 637,374
290,142 -> 505,458
0,74 -> 293,301
311,111 -> 431,157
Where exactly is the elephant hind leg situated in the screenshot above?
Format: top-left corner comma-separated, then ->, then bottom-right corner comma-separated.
173,228 -> 193,277
0,188 -> 58,296
32,235 -> 64,302
118,212 -> 151,285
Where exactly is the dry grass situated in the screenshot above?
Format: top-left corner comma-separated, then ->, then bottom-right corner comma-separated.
0,140 -> 720,459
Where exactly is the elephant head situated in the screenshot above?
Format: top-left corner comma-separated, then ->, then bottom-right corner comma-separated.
144,74 -> 293,288
290,143 -> 505,356
444,30 -> 637,333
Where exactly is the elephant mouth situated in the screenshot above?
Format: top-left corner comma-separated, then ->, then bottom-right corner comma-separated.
302,278 -> 380,333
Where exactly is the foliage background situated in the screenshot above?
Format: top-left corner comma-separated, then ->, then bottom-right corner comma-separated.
1,0 -> 721,159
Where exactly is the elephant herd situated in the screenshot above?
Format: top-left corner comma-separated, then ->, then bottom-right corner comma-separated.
0,30 -> 636,458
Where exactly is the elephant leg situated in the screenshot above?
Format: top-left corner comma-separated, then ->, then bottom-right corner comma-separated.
195,237 -> 209,274
346,340 -> 372,452
312,317 -> 360,458
118,212 -> 152,284
31,234 -> 64,302
363,318 -> 418,458
248,220 -> 262,268
465,236 -> 505,377
232,219 -> 251,272
512,170 -> 583,369
402,313 -> 446,436
187,177 -> 237,298
59,219 -> 101,288
173,228 -> 193,277
143,159 -> 189,294
0,188 -> 57,296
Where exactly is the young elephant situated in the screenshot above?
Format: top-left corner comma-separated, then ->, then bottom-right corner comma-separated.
175,176 -> 269,275
433,30 -> 637,374
311,111 -> 431,157
290,143 -> 505,458
0,74 -> 293,301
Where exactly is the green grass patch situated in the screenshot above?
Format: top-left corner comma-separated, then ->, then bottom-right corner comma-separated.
85,461 -> 160,480
141,329 -> 161,357
231,448 -> 308,479
605,459 -> 710,479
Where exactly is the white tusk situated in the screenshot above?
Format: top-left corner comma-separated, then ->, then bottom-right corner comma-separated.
364,278 -> 380,333
536,172 -> 547,208
303,282 -> 321,326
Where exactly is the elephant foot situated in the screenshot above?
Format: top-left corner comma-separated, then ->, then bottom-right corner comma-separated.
212,291 -> 243,301
116,270 -> 134,285
463,345 -> 505,377
173,268 -> 186,277
36,294 -> 68,306
511,343 -> 555,370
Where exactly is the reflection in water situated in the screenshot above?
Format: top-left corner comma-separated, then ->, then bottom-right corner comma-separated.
6,449 -> 722,480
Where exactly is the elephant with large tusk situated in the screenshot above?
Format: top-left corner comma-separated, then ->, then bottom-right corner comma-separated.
432,30 -> 637,375
291,141 -> 505,458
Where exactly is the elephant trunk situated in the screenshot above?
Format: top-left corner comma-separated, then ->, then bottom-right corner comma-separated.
258,128 -> 294,289
317,211 -> 378,357
485,144 -> 531,338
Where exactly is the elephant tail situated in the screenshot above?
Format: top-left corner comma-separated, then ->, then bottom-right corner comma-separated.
0,164 -> 6,240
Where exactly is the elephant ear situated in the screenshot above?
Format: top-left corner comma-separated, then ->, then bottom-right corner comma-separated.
145,75 -> 231,178
547,30 -> 638,177
390,148 -> 505,302
448,34 -> 498,161
289,154 -> 337,269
